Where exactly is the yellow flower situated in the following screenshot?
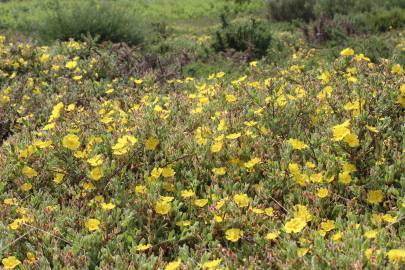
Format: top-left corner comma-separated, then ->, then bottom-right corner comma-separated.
265,231 -> 280,241
85,218 -> 100,231
366,190 -> 384,204
135,185 -> 147,194
320,220 -> 335,232
297,248 -> 309,257
162,166 -> 176,178
33,140 -> 52,149
366,125 -> 379,133
214,215 -> 223,223
65,60 -> 77,69
74,150 -> 86,159
181,189 -> 195,199
134,79 -> 143,85
225,94 -> 237,103
21,183 -> 32,191
244,157 -> 261,169
202,259 -> 222,269
342,162 -> 357,173
288,138 -> 309,150
249,61 -> 258,67
215,200 -> 225,210
305,162 -> 316,169
226,132 -> 241,140
371,213 -> 382,225
391,64 -> 404,75
365,248 -> 373,259
332,232 -> 342,242
293,205 -> 312,222
194,198 -> 208,207
316,188 -> 329,198
317,86 -> 333,100
26,252 -> 36,262
338,171 -> 352,185
150,167 -> 163,179
288,163 -> 301,175
53,172 -> 65,184
66,103 -> 76,112
233,193 -> 250,208
165,259 -> 181,270
212,167 -> 226,176
22,165 -> 38,178
211,140 -> 223,153
310,173 -> 323,183
225,228 -> 243,242
364,229 -> 378,239
43,122 -> 56,130
112,135 -> 137,155
145,137 -> 159,150
332,120 -> 350,141
155,201 -> 171,215
83,182 -> 95,190
382,214 -> 397,223
343,133 -> 359,147
4,198 -> 18,206
387,249 -> 405,263
101,202 -> 115,210
87,154 -> 104,167
340,48 -> 354,56
9,219 -> 23,230
136,243 -> 152,251
284,217 -> 306,233
354,53 -> 370,62
89,167 -> 103,181
62,134 -> 81,151
2,256 -> 21,269
264,207 -> 274,217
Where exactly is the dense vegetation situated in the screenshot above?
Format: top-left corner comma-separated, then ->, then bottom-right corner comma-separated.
0,0 -> 404,269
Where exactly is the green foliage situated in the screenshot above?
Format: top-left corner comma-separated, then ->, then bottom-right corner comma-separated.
34,0 -> 145,44
267,0 -> 316,22
212,16 -> 273,59
346,35 -> 395,62
364,8 -> 405,32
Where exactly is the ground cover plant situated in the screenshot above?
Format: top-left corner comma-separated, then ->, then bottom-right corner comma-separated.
0,0 -> 404,269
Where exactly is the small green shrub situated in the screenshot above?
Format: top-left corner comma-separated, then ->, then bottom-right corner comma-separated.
267,0 -> 316,22
367,8 -> 405,32
212,15 -> 273,59
350,35 -> 395,62
36,0 -> 145,45
303,16 -> 354,45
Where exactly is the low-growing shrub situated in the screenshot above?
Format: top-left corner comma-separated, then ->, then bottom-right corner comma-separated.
302,16 -> 352,45
347,35 -> 395,62
35,0 -> 145,45
267,0 -> 316,22
212,15 -> 273,59
367,8 -> 405,32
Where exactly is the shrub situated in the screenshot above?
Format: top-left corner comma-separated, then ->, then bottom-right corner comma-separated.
367,8 -> 405,32
302,16 -> 354,45
35,0 -> 145,45
267,0 -> 316,22
347,35 -> 395,62
212,15 -> 273,59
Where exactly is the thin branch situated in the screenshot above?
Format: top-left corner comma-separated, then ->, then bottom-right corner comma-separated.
0,228 -> 34,252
